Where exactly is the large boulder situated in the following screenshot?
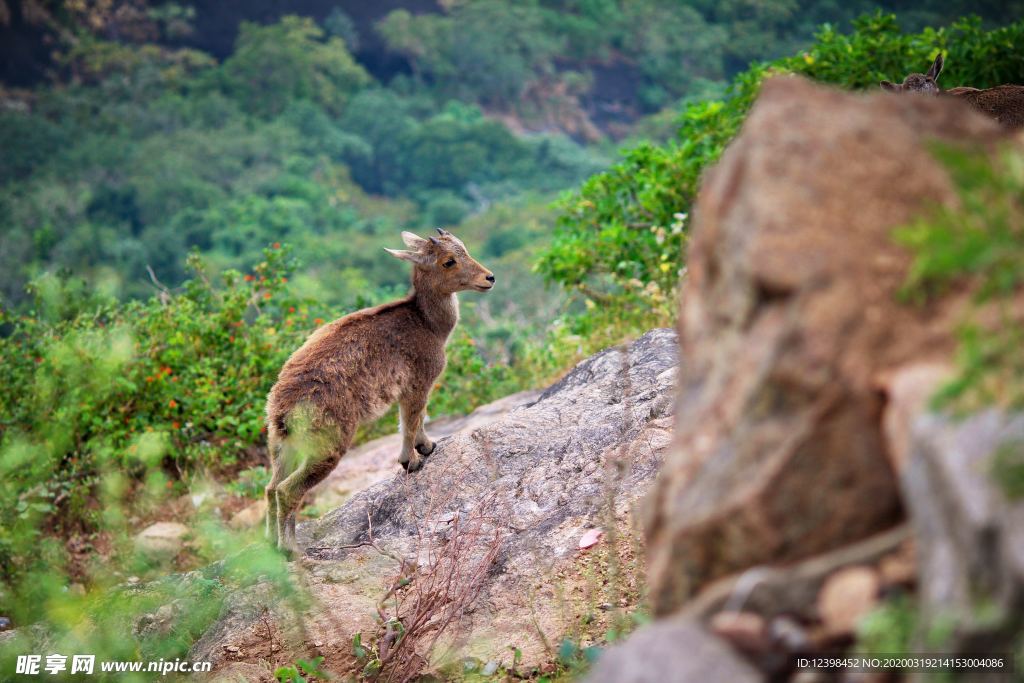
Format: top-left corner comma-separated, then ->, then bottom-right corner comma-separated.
644,76 -> 1009,614
900,411 -> 1024,657
190,329 -> 678,676
306,389 -> 542,512
134,522 -> 191,557
586,616 -> 760,683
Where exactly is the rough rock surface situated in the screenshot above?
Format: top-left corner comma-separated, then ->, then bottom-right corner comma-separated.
191,329 -> 678,676
644,76 -> 1009,613
307,389 -> 542,511
900,410 -> 1024,654
225,390 -> 542,529
586,616 -> 760,683
878,363 -> 951,474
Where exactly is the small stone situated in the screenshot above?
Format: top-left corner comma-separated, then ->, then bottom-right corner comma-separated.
229,500 -> 268,530
709,611 -> 767,652
0,617 -> 10,631
482,661 -> 499,676
224,645 -> 239,653
817,566 -> 880,636
579,528 -> 603,550
134,522 -> 190,556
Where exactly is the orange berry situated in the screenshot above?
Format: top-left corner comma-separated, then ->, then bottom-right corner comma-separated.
273,242 -> 281,249
168,399 -> 177,408
244,274 -> 254,282
314,318 -> 324,325
264,291 -> 272,299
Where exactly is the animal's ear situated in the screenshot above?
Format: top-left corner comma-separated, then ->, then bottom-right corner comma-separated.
401,231 -> 428,249
385,248 -> 426,264
879,80 -> 899,92
927,53 -> 944,81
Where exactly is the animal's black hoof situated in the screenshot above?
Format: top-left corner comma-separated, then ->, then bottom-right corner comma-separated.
401,458 -> 423,473
415,441 -> 436,457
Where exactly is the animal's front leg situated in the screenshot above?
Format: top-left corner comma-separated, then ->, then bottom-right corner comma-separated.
399,395 -> 432,472
415,420 -> 435,457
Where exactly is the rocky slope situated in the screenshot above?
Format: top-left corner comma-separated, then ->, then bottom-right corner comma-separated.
191,329 -> 678,680
184,75 -> 1024,682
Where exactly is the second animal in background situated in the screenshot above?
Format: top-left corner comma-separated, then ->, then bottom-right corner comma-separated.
881,53 -> 1024,129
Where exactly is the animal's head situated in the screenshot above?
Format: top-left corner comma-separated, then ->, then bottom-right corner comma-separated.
386,228 -> 495,294
880,54 -> 943,95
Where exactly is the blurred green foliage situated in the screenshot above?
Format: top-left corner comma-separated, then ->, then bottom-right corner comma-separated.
896,145 -> 1024,412
857,594 -> 917,656
0,245 -> 307,577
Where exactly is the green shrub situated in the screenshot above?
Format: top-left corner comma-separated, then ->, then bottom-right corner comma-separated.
537,13 -> 1024,336
895,145 -> 1024,412
225,465 -> 271,500
0,245 -> 315,577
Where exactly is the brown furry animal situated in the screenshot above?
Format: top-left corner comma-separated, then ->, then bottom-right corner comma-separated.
948,85 -> 1024,130
263,229 -> 494,552
881,54 -> 1024,129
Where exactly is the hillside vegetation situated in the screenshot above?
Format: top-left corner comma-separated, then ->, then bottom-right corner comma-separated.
1,2 -> 1023,680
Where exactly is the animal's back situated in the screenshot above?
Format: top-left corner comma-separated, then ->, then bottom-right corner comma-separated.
266,297 -> 426,434
954,84 -> 1024,129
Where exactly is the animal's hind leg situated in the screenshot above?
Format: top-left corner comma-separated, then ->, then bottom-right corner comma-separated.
274,426 -> 352,554
265,437 -> 285,546
275,453 -> 340,554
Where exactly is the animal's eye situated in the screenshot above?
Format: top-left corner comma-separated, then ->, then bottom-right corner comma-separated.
443,259 -> 456,268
